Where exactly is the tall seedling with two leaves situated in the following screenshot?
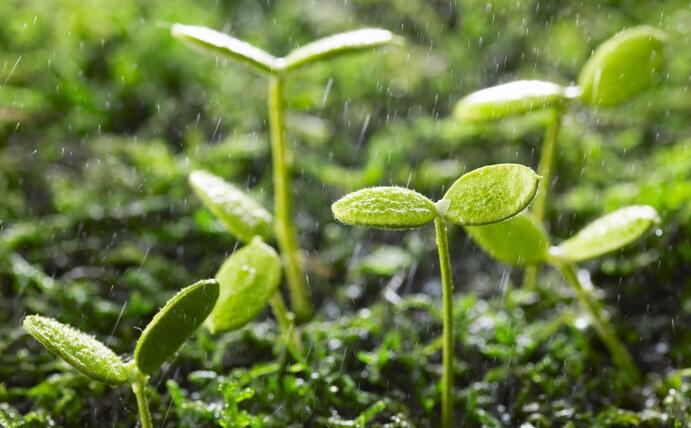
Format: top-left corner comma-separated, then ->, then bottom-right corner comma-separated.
465,205 -> 660,383
453,26 -> 666,288
173,24 -> 400,320
23,279 -> 219,428
331,163 -> 540,428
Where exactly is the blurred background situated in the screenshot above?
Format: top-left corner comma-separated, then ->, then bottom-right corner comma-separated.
1,0 -> 689,426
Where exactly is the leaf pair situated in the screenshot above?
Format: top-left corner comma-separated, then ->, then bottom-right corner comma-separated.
331,163 -> 541,229
23,279 -> 219,383
171,25 -> 400,75
466,205 -> 659,266
454,26 -> 666,122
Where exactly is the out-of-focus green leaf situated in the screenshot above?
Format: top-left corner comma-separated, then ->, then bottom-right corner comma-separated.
332,187 -> 436,229
440,164 -> 540,226
207,237 -> 282,333
23,315 -> 128,385
358,245 -> 412,276
578,26 -> 666,107
135,279 -> 219,375
465,214 -> 549,265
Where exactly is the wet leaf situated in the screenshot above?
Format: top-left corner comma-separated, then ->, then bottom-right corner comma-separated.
135,279 -> 219,375
281,29 -> 399,72
440,164 -> 540,226
578,26 -> 666,106
207,237 -> 282,333
454,80 -> 573,122
465,214 -> 549,265
189,170 -> 273,243
171,24 -> 277,73
332,187 -> 436,229
554,205 -> 660,262
23,315 -> 128,385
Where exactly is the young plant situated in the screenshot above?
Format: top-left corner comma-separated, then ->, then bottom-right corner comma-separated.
23,279 -> 219,428
173,24 -> 401,320
453,26 -> 666,288
465,205 -> 660,383
331,163 -> 540,428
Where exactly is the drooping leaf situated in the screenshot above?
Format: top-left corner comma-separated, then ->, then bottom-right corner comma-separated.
465,214 -> 549,265
554,205 -> 660,262
171,24 -> 277,74
23,315 -> 128,385
332,186 -> 437,229
189,170 -> 273,243
281,28 -> 400,72
578,26 -> 666,107
453,80 -> 575,122
135,279 -> 219,375
440,164 -> 540,226
206,237 -> 282,333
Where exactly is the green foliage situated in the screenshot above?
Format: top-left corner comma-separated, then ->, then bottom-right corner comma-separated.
207,237 -> 282,333
454,80 -> 572,122
440,164 -> 540,226
22,315 -> 128,385
465,214 -> 550,266
555,205 -> 660,262
332,186 -> 437,229
135,279 -> 219,375
189,170 -> 273,243
578,26 -> 666,107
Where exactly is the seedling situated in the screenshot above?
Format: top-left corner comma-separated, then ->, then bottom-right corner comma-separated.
331,163 -> 540,428
173,24 -> 401,320
23,279 -> 219,428
453,26 -> 666,287
466,205 -> 660,383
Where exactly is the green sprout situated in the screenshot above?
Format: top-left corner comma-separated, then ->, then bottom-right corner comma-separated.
331,163 -> 541,428
23,279 -> 219,428
453,25 -> 666,288
466,205 -> 660,383
173,24 -> 401,320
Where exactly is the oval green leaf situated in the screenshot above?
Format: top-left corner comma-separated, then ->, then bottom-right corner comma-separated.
281,28 -> 400,73
189,170 -> 273,243
135,279 -> 219,375
206,237 -> 282,333
440,164 -> 540,226
332,186 -> 436,229
578,26 -> 666,107
23,315 -> 128,385
554,205 -> 660,263
465,214 -> 549,266
454,80 -> 571,122
171,24 -> 277,74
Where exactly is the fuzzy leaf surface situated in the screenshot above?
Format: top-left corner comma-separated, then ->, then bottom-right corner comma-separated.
465,214 -> 549,266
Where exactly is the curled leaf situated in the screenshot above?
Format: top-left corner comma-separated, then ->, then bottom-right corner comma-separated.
454,80 -> 571,122
189,170 -> 273,243
332,186 -> 436,229
207,237 -> 282,333
281,28 -> 400,72
135,279 -> 219,375
554,205 -> 660,262
578,26 -> 666,107
23,315 -> 128,385
441,164 -> 540,226
465,214 -> 549,266
171,24 -> 277,73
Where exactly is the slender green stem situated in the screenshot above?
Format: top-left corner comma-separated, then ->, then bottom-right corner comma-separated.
131,373 -> 153,428
269,292 -> 304,361
434,216 -> 454,428
268,75 -> 313,321
558,262 -> 641,384
523,108 -> 563,289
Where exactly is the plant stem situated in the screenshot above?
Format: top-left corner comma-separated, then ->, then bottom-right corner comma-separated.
268,75 -> 313,321
131,373 -> 153,428
558,262 -> 641,384
269,292 -> 304,360
523,108 -> 563,289
434,216 -> 454,428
